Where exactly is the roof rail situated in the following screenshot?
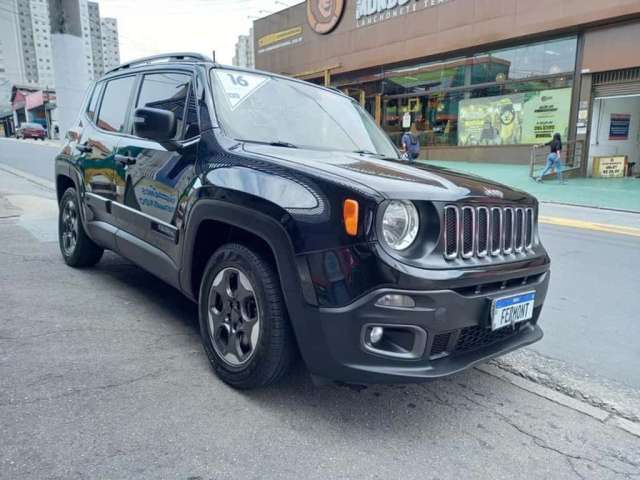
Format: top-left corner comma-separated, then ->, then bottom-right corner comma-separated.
105,52 -> 212,75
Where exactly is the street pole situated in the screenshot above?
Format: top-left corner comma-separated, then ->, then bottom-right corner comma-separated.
49,0 -> 91,138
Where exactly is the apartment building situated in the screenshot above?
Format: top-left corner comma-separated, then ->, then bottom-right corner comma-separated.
100,17 -> 120,72
17,0 -> 55,88
0,0 -> 120,106
232,27 -> 254,69
87,0 -> 104,78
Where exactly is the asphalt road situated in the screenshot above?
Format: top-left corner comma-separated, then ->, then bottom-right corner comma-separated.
0,137 -> 58,182
534,211 -> 640,387
1,171 -> 639,479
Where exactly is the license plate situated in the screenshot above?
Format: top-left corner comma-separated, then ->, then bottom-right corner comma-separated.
491,292 -> 535,331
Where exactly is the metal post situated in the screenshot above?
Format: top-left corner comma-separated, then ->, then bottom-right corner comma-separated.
324,68 -> 331,87
375,94 -> 382,126
49,0 -> 91,137
530,146 -> 535,178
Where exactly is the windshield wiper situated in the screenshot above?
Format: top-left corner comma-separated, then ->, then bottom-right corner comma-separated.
235,139 -> 298,149
353,149 -> 385,157
269,140 -> 298,148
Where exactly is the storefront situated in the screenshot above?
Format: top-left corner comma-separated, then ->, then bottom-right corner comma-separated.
10,86 -> 57,138
0,109 -> 14,137
254,0 -> 640,175
579,21 -> 640,177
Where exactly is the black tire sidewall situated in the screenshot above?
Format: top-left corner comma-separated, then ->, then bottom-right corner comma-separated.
58,188 -> 79,263
58,187 -> 103,267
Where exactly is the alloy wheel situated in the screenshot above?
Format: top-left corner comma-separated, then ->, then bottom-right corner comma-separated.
61,199 -> 79,256
207,267 -> 261,366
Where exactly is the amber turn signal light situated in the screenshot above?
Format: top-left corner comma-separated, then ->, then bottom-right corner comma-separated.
343,199 -> 359,236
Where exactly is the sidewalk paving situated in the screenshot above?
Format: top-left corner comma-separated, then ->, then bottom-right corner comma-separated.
424,160 -> 640,213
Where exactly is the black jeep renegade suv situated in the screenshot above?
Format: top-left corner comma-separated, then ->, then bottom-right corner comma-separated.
55,53 -> 550,389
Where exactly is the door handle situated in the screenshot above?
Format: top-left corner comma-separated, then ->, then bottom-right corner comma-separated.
115,154 -> 136,166
76,143 -> 92,153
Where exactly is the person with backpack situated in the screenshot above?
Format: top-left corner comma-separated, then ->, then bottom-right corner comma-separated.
401,123 -> 421,161
536,132 -> 566,183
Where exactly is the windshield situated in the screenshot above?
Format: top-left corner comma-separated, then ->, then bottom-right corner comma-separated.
210,68 -> 398,157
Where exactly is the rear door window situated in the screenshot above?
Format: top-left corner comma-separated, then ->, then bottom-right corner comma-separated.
86,83 -> 103,122
135,72 -> 199,139
96,76 -> 136,133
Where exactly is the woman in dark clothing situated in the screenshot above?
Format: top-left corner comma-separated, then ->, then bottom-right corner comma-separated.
536,133 -> 565,183
401,123 -> 421,161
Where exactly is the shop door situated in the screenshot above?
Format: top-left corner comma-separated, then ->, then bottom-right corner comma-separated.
588,93 -> 640,176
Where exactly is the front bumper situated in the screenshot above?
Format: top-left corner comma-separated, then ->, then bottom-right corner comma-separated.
296,270 -> 549,384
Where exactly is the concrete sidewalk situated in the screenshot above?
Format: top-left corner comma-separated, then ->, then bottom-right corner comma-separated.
425,161 -> 640,213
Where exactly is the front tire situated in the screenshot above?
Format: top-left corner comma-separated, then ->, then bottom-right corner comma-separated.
58,187 -> 104,267
198,243 -> 295,389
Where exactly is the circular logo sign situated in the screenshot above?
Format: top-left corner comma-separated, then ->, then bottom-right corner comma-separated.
307,0 -> 345,35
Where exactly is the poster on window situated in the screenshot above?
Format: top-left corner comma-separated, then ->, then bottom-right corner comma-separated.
458,88 -> 572,146
609,114 -> 631,141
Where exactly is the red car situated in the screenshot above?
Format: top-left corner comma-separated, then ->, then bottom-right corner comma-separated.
17,122 -> 47,140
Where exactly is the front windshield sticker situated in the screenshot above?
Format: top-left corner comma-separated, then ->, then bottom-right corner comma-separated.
214,71 -> 269,111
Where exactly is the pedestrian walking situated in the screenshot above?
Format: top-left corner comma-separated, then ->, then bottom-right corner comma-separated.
401,123 -> 421,161
536,132 -> 565,183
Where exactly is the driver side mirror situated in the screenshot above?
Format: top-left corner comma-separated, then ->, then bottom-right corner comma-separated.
133,107 -> 178,150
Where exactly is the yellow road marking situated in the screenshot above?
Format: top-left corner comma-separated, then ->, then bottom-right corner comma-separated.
539,216 -> 640,238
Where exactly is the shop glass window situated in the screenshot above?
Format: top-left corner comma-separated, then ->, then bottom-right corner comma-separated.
135,72 -> 199,140
472,37 -> 577,84
96,75 -> 135,133
456,82 -> 574,147
384,77 -> 574,148
384,91 -> 463,148
384,59 -> 467,95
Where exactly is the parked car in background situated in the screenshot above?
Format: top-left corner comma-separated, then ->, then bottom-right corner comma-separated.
17,122 -> 47,140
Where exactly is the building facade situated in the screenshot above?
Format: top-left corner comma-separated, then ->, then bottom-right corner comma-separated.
254,0 -> 640,177
0,0 -> 119,115
100,17 -> 120,72
87,0 -> 104,78
17,0 -> 55,88
232,27 -> 255,68
0,0 -> 25,113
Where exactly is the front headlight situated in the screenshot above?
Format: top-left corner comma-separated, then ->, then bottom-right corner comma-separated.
381,201 -> 419,251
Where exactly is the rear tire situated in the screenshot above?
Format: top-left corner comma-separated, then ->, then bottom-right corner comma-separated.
58,187 -> 104,267
198,243 -> 295,389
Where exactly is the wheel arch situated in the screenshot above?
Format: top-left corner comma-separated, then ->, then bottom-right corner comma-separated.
56,174 -> 75,203
180,199 -> 317,314
55,157 -> 80,203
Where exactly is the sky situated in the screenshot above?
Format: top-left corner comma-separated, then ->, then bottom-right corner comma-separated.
97,0 -> 297,64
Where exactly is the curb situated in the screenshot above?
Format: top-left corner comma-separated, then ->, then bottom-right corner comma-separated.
540,200 -> 640,215
0,164 -> 55,191
476,364 -> 640,439
0,137 -> 62,149
539,215 -> 640,238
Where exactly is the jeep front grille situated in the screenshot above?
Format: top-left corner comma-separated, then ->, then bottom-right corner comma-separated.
443,205 -> 534,261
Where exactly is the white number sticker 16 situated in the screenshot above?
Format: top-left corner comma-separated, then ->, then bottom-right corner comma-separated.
215,71 -> 269,110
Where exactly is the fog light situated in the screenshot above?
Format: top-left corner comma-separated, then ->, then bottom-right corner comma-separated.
375,294 -> 415,308
369,326 -> 384,344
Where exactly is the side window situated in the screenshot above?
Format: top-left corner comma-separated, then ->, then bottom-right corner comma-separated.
135,72 -> 199,140
96,76 -> 136,133
85,83 -> 102,122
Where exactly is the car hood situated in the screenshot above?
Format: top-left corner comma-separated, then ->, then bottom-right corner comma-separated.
242,144 -> 532,203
